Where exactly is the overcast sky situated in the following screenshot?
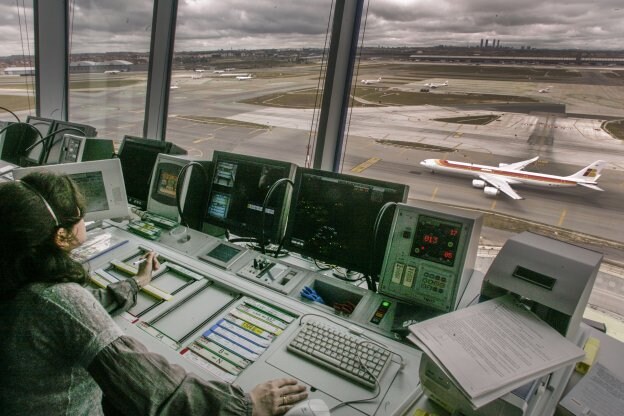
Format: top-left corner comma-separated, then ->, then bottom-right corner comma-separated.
1,0 -> 624,57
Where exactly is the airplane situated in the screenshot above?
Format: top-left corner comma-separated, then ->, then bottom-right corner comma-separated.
538,86 -> 552,93
236,74 -> 253,80
419,157 -> 606,200
213,70 -> 224,74
104,70 -> 120,74
361,77 -> 381,85
424,80 -> 448,88
194,69 -> 206,73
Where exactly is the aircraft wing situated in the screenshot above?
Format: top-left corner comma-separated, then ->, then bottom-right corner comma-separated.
498,156 -> 539,172
578,183 -> 604,191
479,174 -> 524,200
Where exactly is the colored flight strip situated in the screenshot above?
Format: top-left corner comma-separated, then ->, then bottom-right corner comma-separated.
181,299 -> 296,382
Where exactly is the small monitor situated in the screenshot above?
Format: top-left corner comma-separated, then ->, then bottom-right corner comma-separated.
45,120 -> 97,165
203,151 -> 296,242
22,116 -> 55,166
12,158 -> 129,222
146,153 -> 212,227
285,168 -> 409,275
117,136 -> 186,210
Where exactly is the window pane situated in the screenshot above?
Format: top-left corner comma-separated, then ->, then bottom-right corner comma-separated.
348,1 -> 624,324
167,1 -> 335,165
0,0 -> 36,120
68,1 -> 153,141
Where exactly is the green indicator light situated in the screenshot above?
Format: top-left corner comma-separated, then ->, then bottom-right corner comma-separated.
382,301 -> 391,307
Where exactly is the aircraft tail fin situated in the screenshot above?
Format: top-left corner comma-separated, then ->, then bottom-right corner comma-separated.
567,160 -> 607,182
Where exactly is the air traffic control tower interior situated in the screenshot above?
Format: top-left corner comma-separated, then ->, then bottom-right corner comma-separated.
2,2 -> 624,416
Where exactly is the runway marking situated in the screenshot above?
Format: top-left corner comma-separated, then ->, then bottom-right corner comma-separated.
557,209 -> 568,227
490,200 -> 497,210
350,157 -> 381,173
431,187 -> 438,201
193,136 -> 213,144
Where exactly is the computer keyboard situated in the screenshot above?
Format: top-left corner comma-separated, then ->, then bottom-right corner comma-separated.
287,320 -> 391,389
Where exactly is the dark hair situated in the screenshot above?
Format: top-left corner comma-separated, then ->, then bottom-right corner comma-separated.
0,171 -> 87,299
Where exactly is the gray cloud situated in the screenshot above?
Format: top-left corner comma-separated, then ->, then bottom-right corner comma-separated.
1,0 -> 623,56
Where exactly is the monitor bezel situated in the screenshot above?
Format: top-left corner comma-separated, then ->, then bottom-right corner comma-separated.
12,158 -> 130,222
117,136 -> 171,209
202,151 -> 297,242
284,168 -> 409,275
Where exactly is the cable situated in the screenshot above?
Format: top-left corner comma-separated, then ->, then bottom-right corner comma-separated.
23,127 -> 86,154
260,178 -> 294,255
175,161 -> 209,229
296,314 -> 403,412
367,201 -> 397,291
339,0 -> 372,173
304,0 -> 335,168
0,106 -> 21,123
15,0 -> 33,113
0,122 -> 42,140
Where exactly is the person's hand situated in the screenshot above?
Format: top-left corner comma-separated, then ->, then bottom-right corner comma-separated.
250,378 -> 308,416
133,251 -> 160,287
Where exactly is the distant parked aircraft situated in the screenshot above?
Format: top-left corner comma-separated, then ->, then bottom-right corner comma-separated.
361,77 -> 382,85
236,74 -> 253,80
538,86 -> 552,93
420,157 -> 606,199
104,70 -> 120,74
424,80 -> 448,88
194,69 -> 206,73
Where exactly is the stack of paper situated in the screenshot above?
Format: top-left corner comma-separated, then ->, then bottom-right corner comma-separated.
408,294 -> 585,409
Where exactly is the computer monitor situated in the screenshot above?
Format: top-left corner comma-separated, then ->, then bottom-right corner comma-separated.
56,135 -> 114,164
202,151 -> 297,243
12,159 -> 130,222
44,120 -> 97,165
146,153 -> 212,229
0,121 -> 32,164
285,168 -> 409,275
22,116 -> 55,166
117,136 -> 186,210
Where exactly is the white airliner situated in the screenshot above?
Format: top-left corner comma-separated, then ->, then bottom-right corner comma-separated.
538,86 -> 552,93
104,70 -> 120,74
420,157 -> 606,200
236,74 -> 253,80
361,77 -> 381,85
194,69 -> 206,73
424,80 -> 448,88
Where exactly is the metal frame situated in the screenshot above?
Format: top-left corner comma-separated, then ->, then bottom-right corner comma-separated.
32,0 -> 361,168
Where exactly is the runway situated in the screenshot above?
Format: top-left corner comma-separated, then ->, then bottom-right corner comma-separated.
2,64 -> 623,250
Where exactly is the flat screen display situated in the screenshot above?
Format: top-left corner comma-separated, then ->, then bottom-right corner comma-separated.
286,168 -> 408,275
203,151 -> 296,242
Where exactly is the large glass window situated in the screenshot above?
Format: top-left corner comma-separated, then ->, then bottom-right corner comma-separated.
68,1 -> 153,142
166,1 -> 335,165
347,1 -> 624,331
0,0 -> 36,121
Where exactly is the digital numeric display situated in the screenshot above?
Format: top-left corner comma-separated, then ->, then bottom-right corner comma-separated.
411,215 -> 462,267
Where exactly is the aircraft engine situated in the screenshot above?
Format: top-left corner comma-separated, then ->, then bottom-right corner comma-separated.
484,186 -> 500,196
472,179 -> 486,189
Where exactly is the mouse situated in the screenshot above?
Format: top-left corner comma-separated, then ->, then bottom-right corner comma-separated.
284,399 -> 331,416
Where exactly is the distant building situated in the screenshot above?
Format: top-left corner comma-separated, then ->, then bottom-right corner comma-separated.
70,60 -> 133,73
